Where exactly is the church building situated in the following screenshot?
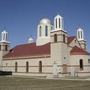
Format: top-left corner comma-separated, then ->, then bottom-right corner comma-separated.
0,15 -> 90,77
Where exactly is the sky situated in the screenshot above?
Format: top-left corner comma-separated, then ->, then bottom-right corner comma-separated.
0,0 -> 90,50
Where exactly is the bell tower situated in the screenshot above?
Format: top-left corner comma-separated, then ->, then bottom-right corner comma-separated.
54,15 -> 64,30
0,31 -> 10,70
51,15 -> 68,74
0,31 -> 10,52
77,28 -> 86,50
36,18 -> 53,46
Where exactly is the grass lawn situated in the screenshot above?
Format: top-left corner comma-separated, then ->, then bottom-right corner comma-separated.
0,76 -> 90,90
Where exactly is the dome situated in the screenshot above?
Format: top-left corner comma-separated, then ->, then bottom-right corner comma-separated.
2,30 -> 7,34
40,18 -> 51,24
28,37 -> 33,43
77,28 -> 83,31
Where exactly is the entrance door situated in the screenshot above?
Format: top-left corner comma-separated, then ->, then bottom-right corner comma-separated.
62,64 -> 67,73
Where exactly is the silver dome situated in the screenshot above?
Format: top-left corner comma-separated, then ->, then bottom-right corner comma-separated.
40,18 -> 51,24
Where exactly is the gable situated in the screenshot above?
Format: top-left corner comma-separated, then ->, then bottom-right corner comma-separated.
68,36 -> 80,48
70,46 -> 90,55
67,36 -> 76,45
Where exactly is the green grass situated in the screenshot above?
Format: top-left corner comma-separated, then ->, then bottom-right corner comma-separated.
0,76 -> 90,90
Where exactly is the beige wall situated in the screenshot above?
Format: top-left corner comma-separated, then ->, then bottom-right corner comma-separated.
3,57 -> 53,74
69,55 -> 90,76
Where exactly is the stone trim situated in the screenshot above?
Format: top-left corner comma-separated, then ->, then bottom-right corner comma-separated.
77,72 -> 90,73
68,65 -> 90,67
51,41 -> 67,44
3,55 -> 50,60
3,65 -> 53,68
51,33 -> 67,37
51,30 -> 67,34
13,72 -> 52,74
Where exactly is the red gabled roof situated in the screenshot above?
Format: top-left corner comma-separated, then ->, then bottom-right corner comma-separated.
70,46 -> 90,55
4,43 -> 50,59
67,36 -> 76,45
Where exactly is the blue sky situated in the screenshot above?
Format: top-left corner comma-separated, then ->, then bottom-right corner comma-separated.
0,0 -> 90,50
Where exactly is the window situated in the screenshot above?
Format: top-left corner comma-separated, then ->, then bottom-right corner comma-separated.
63,64 -> 67,73
15,62 -> 18,72
39,61 -> 42,73
3,33 -> 5,41
45,26 -> 48,36
26,61 -> 29,73
51,26 -> 53,30
88,59 -> 90,63
81,31 -> 82,39
78,32 -> 80,39
79,59 -> 83,70
39,26 -> 42,37
75,40 -> 76,43
59,18 -> 60,28
5,45 -> 8,51
54,34 -> 57,43
63,34 -> 65,43
56,19 -> 57,28
0,45 -> 1,51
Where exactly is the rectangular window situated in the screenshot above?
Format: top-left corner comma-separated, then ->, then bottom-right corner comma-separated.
39,61 -> 42,73
56,19 -> 57,28
80,59 -> 83,70
45,26 -> 48,36
59,18 -> 60,28
63,34 -> 65,43
39,26 -> 42,37
54,34 -> 57,43
88,59 -> 90,63
0,45 -> 1,51
5,45 -> 8,51
81,31 -> 82,39
26,62 -> 29,73
15,62 -> 18,72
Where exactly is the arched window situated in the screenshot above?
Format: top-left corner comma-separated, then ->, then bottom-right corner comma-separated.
54,34 -> 57,43
78,31 -> 80,39
26,61 -> 29,73
0,45 -> 1,51
39,61 -> 42,73
45,26 -> 48,36
56,18 -> 57,28
51,26 -> 53,30
39,26 -> 42,37
3,33 -> 6,41
79,59 -> 83,70
5,45 -> 8,51
15,62 -> 18,72
59,18 -> 60,28
63,34 -> 65,43
81,31 -> 82,39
